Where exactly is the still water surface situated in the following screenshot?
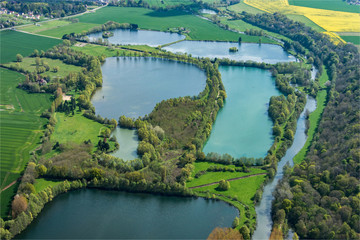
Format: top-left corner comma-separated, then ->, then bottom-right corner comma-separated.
203,66 -> 281,158
17,189 -> 238,239
110,127 -> 139,161
91,57 -> 206,119
88,28 -> 185,46
163,41 -> 296,64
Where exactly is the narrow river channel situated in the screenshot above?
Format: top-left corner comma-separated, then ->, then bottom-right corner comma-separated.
252,96 -> 317,239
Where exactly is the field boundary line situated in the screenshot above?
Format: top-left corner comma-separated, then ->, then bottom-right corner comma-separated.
188,172 -> 267,189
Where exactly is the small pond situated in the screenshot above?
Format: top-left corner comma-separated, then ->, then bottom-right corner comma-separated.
16,189 -> 238,239
163,41 -> 296,64
110,127 -> 139,161
203,66 -> 281,158
91,57 -> 206,120
87,29 -> 185,46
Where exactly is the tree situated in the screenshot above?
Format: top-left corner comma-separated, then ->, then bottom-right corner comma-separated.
35,57 -> 41,66
53,66 -> 60,73
218,179 -> 230,191
12,195 -> 28,218
16,54 -> 23,62
207,227 -> 243,240
239,226 -> 250,240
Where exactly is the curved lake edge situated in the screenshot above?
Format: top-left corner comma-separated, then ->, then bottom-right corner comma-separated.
15,187 -> 240,239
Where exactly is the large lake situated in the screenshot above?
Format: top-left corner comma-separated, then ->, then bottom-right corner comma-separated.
203,66 -> 280,158
88,29 -> 185,46
163,41 -> 296,64
91,57 -> 206,120
16,189 -> 238,239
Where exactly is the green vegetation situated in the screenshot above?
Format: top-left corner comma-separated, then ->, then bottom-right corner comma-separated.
52,112 -> 109,145
34,178 -> 61,193
340,35 -> 360,45
75,7 -> 241,41
286,14 -> 326,32
293,68 -> 329,164
0,68 -> 51,218
288,0 -> 360,13
141,0 -> 193,7
0,30 -> 61,64
17,20 -> 71,33
228,2 -> 265,14
4,57 -> 82,79
36,22 -> 99,38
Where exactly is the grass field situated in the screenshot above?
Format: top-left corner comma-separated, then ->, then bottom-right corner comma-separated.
4,57 -> 82,79
228,1 -> 265,14
72,43 -> 144,57
286,14 -> 326,32
242,0 -> 360,33
36,22 -> 99,38
17,20 -> 71,33
0,30 -> 61,64
75,7 -> 241,41
52,112 -> 109,145
34,178 -> 62,193
289,0 -> 360,13
142,0 -> 193,7
293,67 -> 328,164
340,35 -> 360,45
0,68 -> 52,218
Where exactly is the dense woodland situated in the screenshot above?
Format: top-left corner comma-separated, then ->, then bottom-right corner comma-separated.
2,1 -> 89,18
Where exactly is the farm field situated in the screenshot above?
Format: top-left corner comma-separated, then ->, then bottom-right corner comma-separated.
0,68 -> 52,218
242,0 -> 360,33
340,35 -> 360,45
17,20 -> 71,33
75,7 -> 241,41
0,30 -> 61,64
142,0 -> 193,7
288,0 -> 360,13
4,57 -> 82,79
36,22 -> 99,38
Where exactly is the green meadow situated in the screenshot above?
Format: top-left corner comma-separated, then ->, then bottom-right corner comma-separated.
75,7 -> 240,41
37,22 -> 99,38
0,30 -> 61,64
17,20 -> 71,33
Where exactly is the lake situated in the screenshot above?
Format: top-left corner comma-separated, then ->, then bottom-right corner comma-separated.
16,189 -> 238,239
110,127 -> 139,161
91,57 -> 206,120
253,96 -> 317,239
203,66 -> 281,158
87,29 -> 185,46
163,41 -> 296,64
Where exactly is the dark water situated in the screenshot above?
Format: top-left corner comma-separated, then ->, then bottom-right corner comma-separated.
91,57 -> 206,119
17,189 -> 238,239
252,96 -> 317,240
163,41 -> 296,64
88,29 -> 185,46
203,66 -> 281,158
110,127 -> 139,161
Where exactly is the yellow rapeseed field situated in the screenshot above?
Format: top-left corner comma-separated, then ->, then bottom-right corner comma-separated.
242,0 -> 360,33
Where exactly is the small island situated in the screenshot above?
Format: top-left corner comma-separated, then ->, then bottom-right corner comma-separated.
102,31 -> 114,38
229,46 -> 238,52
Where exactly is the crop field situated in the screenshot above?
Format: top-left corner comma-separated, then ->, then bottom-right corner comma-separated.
75,7 -> 241,41
0,30 -> 61,64
228,1 -> 265,14
4,57 -> 82,79
288,0 -> 360,13
36,22 -> 99,38
142,0 -> 193,7
52,112 -> 108,145
17,20 -> 71,33
340,35 -> 360,45
0,68 -> 52,218
242,0 -> 360,33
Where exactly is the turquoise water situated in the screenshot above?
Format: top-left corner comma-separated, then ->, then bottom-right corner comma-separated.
203,66 -> 281,158
88,29 -> 185,46
91,57 -> 206,120
16,189 -> 238,239
110,127 -> 139,161
163,40 -> 296,64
